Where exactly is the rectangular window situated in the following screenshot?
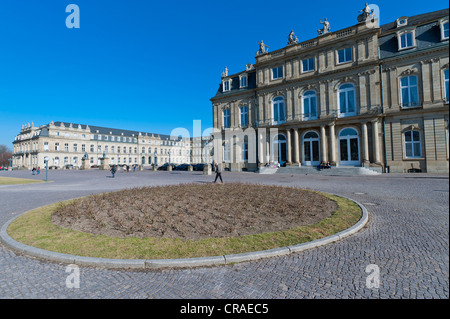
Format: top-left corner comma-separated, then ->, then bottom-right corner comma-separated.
444,69 -> 449,103
272,66 -> 283,79
441,21 -> 449,40
337,47 -> 352,64
241,142 -> 248,162
90,145 -> 94,152
401,76 -> 419,108
55,143 -> 60,151
44,142 -> 49,151
302,58 -> 315,73
223,109 -> 231,128
82,144 -> 86,152
240,75 -> 247,88
73,144 -> 78,152
240,106 -> 248,127
224,143 -> 231,162
64,143 -> 69,152
405,131 -> 421,158
223,81 -> 230,92
400,32 -> 414,49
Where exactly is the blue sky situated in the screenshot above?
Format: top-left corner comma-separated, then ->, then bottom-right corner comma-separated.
0,0 -> 448,148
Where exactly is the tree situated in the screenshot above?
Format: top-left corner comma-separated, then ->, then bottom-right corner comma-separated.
0,145 -> 12,166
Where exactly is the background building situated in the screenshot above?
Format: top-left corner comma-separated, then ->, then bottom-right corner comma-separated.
211,7 -> 449,173
12,121 -> 195,169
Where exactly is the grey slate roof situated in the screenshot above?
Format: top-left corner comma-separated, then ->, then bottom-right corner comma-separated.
53,122 -> 174,140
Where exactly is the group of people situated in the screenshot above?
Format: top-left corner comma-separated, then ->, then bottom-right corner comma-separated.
264,162 -> 281,168
31,167 -> 40,175
317,161 -> 332,170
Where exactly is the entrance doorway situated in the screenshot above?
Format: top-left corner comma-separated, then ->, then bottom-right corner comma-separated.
338,128 -> 360,166
303,131 -> 320,166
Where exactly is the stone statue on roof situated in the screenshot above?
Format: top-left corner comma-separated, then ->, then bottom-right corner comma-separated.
221,66 -> 228,77
287,30 -> 299,45
256,40 -> 269,55
317,18 -> 331,35
357,3 -> 375,22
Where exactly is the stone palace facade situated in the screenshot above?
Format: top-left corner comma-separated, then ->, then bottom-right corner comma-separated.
12,121 -> 195,169
210,7 -> 449,173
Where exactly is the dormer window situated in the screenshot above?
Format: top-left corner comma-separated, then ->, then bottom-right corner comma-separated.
397,28 -> 416,51
239,74 -> 248,88
439,17 -> 449,41
223,79 -> 230,92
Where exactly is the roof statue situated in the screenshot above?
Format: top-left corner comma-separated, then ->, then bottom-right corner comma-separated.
256,40 -> 269,55
221,66 -> 228,78
357,3 -> 375,22
287,30 -> 299,45
317,18 -> 331,35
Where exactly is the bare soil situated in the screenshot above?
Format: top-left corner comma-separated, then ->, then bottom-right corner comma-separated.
51,183 -> 337,240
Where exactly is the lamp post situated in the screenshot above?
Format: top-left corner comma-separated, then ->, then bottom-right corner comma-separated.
45,159 -> 48,182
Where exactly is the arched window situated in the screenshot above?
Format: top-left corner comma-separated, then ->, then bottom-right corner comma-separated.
338,83 -> 356,117
272,96 -> 285,124
338,128 -> 360,165
303,90 -> 318,119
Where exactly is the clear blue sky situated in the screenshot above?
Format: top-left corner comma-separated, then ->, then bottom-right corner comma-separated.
0,0 -> 448,148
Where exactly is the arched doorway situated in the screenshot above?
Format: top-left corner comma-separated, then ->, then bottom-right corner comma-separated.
303,131 -> 320,166
338,128 -> 360,166
272,134 -> 287,165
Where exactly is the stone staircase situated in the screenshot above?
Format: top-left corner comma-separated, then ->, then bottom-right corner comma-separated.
259,165 -> 382,176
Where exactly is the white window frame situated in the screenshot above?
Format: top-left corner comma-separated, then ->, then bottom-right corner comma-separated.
400,75 -> 420,108
337,47 -> 353,64
404,130 -> 422,158
302,57 -> 315,73
444,69 -> 449,103
302,90 -> 318,120
223,79 -> 230,92
439,18 -> 449,41
223,108 -> 231,128
338,83 -> 357,117
240,106 -> 248,127
239,74 -> 248,88
272,66 -> 283,80
272,96 -> 286,124
224,143 -> 231,162
241,142 -> 248,162
397,29 -> 416,51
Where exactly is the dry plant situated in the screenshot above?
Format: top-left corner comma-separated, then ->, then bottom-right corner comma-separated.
52,183 -> 337,240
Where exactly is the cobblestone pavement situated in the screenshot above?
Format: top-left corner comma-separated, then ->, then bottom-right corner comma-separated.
0,169 -> 448,299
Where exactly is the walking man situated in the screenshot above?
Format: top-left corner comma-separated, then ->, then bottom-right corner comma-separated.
213,162 -> 223,183
110,165 -> 117,178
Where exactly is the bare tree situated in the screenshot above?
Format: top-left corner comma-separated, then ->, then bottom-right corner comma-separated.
0,145 -> 12,166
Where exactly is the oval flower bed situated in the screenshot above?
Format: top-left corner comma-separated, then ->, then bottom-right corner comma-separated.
7,183 -> 362,259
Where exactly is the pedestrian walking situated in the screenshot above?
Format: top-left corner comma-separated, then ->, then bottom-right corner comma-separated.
37,167 -> 40,175
110,165 -> 117,178
213,162 -> 223,183
31,167 -> 36,175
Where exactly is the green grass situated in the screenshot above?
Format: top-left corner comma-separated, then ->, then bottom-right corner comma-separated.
0,176 -> 44,185
7,192 -> 362,260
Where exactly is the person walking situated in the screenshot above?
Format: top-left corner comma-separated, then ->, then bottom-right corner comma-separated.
110,165 -> 117,178
213,162 -> 223,183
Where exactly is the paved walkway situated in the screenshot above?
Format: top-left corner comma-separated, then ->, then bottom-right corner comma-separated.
0,169 -> 448,298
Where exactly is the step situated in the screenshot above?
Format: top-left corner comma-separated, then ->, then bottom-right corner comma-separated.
275,166 -> 381,176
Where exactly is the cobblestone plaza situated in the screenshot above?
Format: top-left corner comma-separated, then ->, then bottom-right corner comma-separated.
0,169 -> 448,299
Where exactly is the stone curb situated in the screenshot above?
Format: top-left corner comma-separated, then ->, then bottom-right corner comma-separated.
0,194 -> 368,269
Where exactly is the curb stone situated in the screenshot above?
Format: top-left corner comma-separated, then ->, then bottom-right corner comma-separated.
0,194 -> 368,269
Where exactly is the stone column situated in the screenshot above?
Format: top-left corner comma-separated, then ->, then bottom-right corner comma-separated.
361,122 -> 369,164
320,125 -> 328,162
329,123 -> 336,163
372,119 -> 380,164
286,129 -> 292,164
293,128 -> 300,164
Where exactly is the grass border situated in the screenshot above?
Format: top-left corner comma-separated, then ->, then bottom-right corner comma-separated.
0,176 -> 44,185
7,190 -> 362,260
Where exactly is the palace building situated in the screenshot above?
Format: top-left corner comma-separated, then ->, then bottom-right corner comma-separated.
210,6 -> 449,173
12,121 -> 194,169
